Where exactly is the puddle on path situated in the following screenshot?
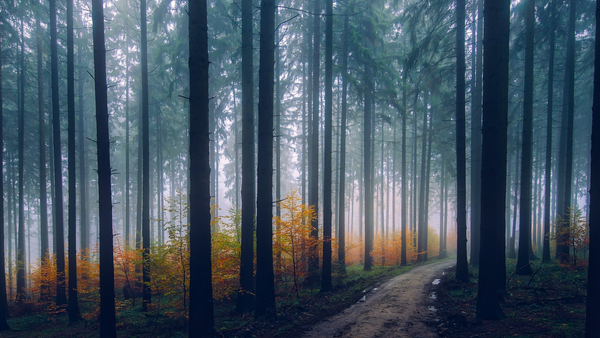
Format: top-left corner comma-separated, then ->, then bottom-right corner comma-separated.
432,279 -> 441,285
429,292 -> 437,300
428,306 -> 437,312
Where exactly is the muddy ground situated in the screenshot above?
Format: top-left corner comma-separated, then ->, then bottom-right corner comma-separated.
302,260 -> 454,338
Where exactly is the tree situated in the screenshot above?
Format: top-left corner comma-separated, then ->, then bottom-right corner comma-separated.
91,0 -> 116,333
516,0 -> 535,276
67,0 -> 81,320
455,0 -> 469,283
470,0 -> 483,267
16,16 -> 26,302
50,0 -> 67,306
476,0 -> 509,320
542,0 -> 556,264
401,67 -> 408,266
236,0 -> 255,314
321,0 -> 333,292
188,0 -> 214,332
363,8 -> 374,272
337,9 -> 350,272
36,7 -> 49,265
141,0 -> 151,311
0,22 -> 11,332
307,0 -> 321,284
255,0 -> 276,317
585,1 -> 600,335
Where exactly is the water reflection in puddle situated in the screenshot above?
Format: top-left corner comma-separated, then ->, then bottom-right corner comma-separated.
429,292 -> 437,300
428,306 -> 437,312
432,279 -> 441,285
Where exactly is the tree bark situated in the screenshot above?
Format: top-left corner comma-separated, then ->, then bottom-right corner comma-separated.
67,0 -> 81,320
17,18 -> 27,302
337,10 -> 349,272
455,0 -> 469,283
50,0 -> 67,307
0,24 -> 10,331
476,0 -> 509,320
188,0 -> 214,331
585,1 -> 600,334
91,0 -> 116,333
515,0 -> 535,275
543,0 -> 556,264
321,0 -> 333,292
255,0 -> 277,317
236,0 -> 255,314
141,0 -> 152,310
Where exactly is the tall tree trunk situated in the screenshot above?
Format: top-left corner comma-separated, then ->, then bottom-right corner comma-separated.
78,33 -> 88,253
337,11 -> 349,272
321,0 -> 333,292
17,18 -> 27,302
516,0 -> 535,275
585,1 -> 600,334
308,0 -> 321,284
0,25 -> 10,331
125,41 -> 130,246
557,0 -> 577,263
470,0 -> 483,266
236,0 -> 255,314
50,0 -> 67,307
439,155 -> 446,258
509,146 -> 520,259
455,0 -> 469,282
418,93 -> 428,262
67,0 -> 81,319
91,0 -> 116,333
363,14 -> 374,270
136,95 -> 142,250
542,0 -> 556,263
188,0 -> 214,331
401,68 -> 408,266
476,0 -> 509,320
37,14 -> 49,263
424,112 -> 432,257
141,0 -> 151,310
255,0 -> 277,317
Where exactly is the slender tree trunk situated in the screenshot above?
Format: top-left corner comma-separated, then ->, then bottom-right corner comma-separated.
141,0 -> 152,310
418,93 -> 428,262
516,0 -> 535,275
557,0 -> 577,263
439,155 -> 446,258
188,0 -> 214,331
424,113 -> 432,257
308,0 -> 321,284
543,0 -> 556,264
401,68 -> 408,266
455,0 -> 469,282
236,0 -> 255,314
363,15 -> 374,270
37,15 -> 49,263
585,1 -> 600,334
337,11 -> 349,272
67,0 -> 81,319
0,26 -> 10,331
136,96 -> 142,250
321,0 -> 333,291
91,0 -> 117,333
255,0 -> 277,317
78,33 -> 88,253
470,0 -> 483,266
509,146 -> 520,259
125,41 -> 131,246
50,0 -> 67,307
476,0 -> 509,320
16,18 -> 27,303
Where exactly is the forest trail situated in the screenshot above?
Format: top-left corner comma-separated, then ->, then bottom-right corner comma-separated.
303,260 -> 454,338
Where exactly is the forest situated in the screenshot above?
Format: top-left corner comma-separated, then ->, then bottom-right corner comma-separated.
0,0 -> 600,336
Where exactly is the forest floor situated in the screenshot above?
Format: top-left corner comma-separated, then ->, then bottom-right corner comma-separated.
0,259 -> 445,338
433,259 -> 588,338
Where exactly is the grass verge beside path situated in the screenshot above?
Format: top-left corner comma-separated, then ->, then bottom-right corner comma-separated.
433,259 -> 587,338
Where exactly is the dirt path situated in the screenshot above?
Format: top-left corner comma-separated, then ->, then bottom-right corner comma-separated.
303,260 -> 455,338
